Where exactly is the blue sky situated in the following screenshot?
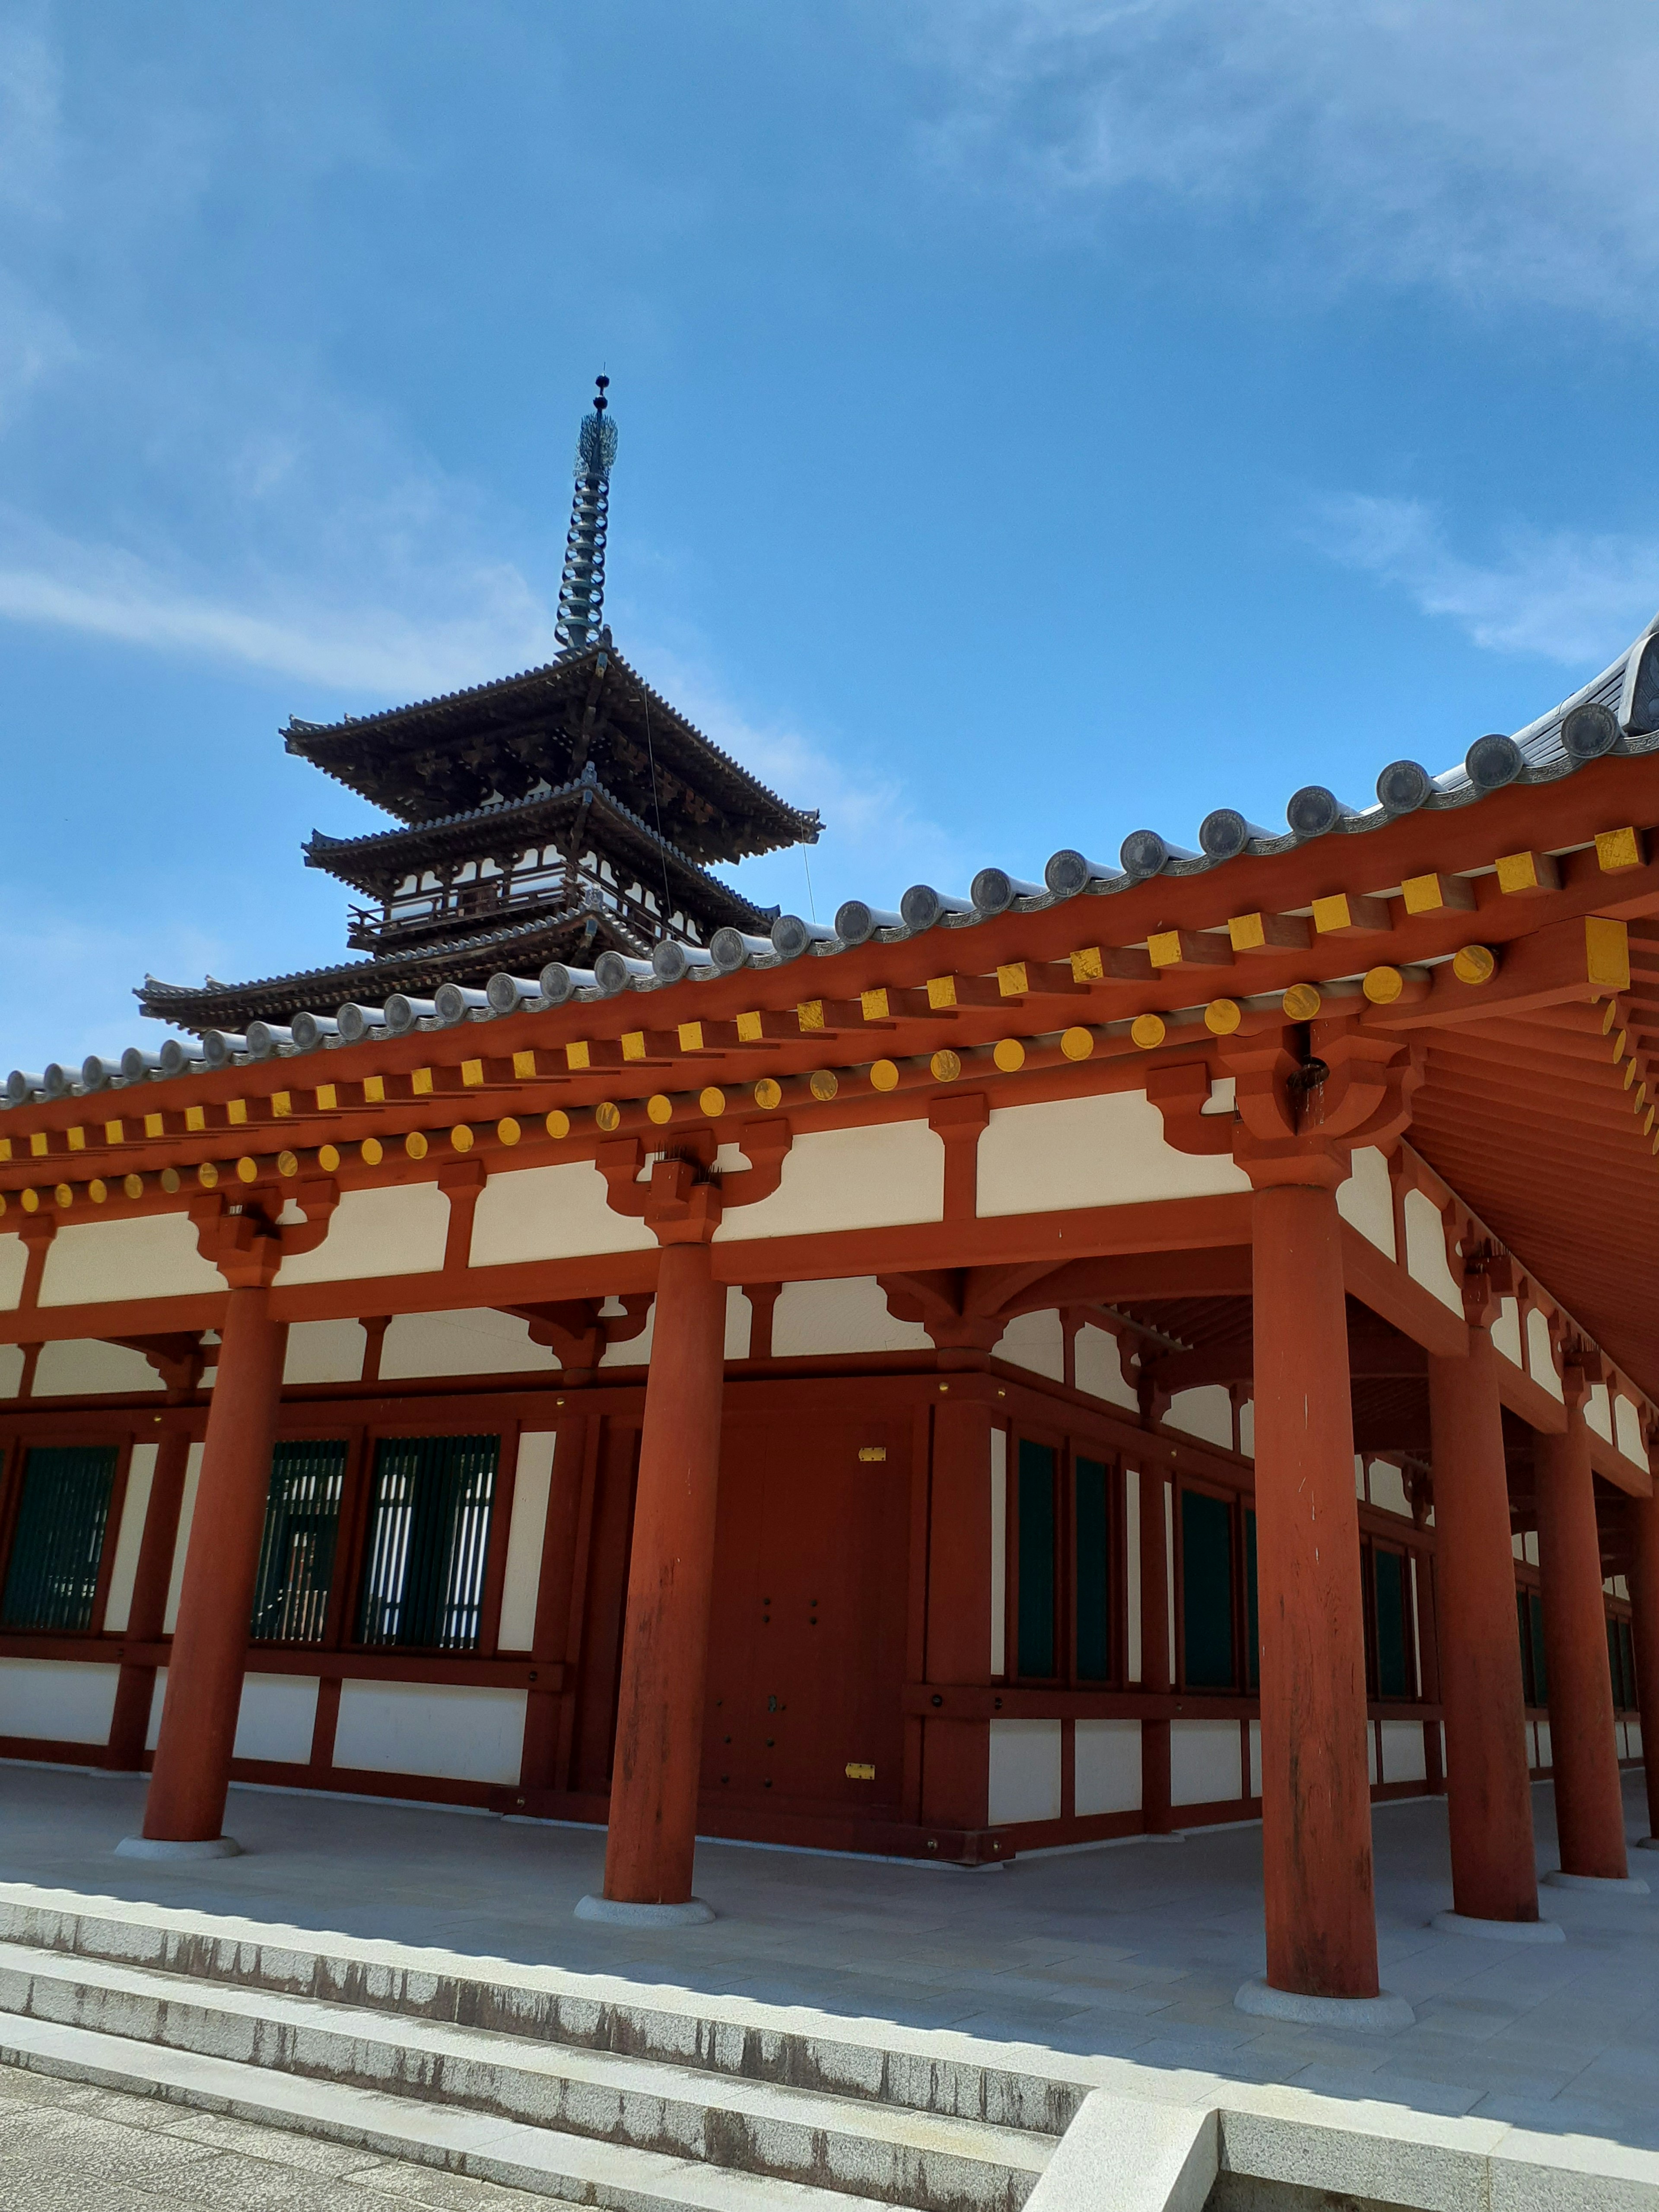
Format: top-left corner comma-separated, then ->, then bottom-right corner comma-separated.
3,0 -> 1658,1071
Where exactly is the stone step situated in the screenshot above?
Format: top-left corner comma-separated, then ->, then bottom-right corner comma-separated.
0,1939 -> 1052,2212
0,1887 -> 1086,2136
0,2006 -> 896,2212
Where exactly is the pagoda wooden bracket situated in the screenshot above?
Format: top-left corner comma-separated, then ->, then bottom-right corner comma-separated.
597,1117 -> 792,1230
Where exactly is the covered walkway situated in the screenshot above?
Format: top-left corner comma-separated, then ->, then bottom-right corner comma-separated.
4,1763 -> 1656,2155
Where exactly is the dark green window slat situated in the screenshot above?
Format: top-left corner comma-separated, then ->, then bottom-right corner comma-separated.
1,1446 -> 119,1632
1074,1456 -> 1110,1682
1624,1620 -> 1637,1711
1245,1509 -> 1259,1691
1373,1548 -> 1410,1699
251,1441 -> 349,1644
1516,1590 -> 1535,1707
1016,1440 -> 1056,1678
1529,1592 -> 1548,1707
1609,1617 -> 1635,1711
357,1434 -> 499,1651
1181,1488 -> 1235,1690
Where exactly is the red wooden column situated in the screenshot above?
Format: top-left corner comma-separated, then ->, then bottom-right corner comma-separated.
581,1161 -> 726,1924
1427,1316 -> 1553,1936
1535,1386 -> 1636,1888
1630,1475 -> 1659,1852
1250,1173 -> 1387,2009
123,1274 -> 287,1856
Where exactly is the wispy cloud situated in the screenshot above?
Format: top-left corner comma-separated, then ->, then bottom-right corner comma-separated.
918,0 -> 1659,317
1313,493 -> 1659,665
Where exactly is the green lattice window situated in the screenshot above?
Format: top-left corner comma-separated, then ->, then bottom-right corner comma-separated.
1517,1589 -> 1547,1707
1074,1456 -> 1111,1681
1372,1546 -> 1413,1700
356,1433 -> 499,1651
1181,1487 -> 1235,1690
251,1440 -> 349,1643
1,1445 -> 119,1632
1608,1615 -> 1637,1711
1015,1439 -> 1057,1678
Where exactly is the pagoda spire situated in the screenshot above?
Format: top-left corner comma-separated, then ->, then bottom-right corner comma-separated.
555,375 -> 619,658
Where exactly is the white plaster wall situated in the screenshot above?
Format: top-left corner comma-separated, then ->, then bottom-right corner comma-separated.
1337,1147 -> 1396,1258
1075,1718 -> 1141,1815
40,1213 -> 224,1307
1125,1471 -> 1142,1683
1237,1400 -> 1255,1458
498,1432 -> 556,1651
1369,1462 -> 1410,1516
0,1658 -> 119,1743
276,1183 -> 451,1286
1523,1531 -> 1538,1566
1615,1398 -> 1646,1467
233,1674 -> 318,1765
283,1319 -> 367,1386
995,1309 -> 1065,1382
1248,1719 -> 1262,1799
0,1235 -> 29,1312
1585,1383 -> 1613,1443
977,1093 -> 1249,1219
1075,1322 -> 1137,1409
146,1669 -> 168,1749
1173,1719 -> 1241,1808
987,1717 -> 1062,1825
725,1287 -> 752,1360
1536,1720 -> 1552,1770
0,1344 -> 23,1398
599,1298 -> 655,1368
770,1277 -> 932,1358
1171,1719 -> 1241,1805
332,1681 -> 527,1785
162,1444 -> 205,1635
1403,1191 -> 1461,1315
1492,1297 -> 1524,1367
1379,1720 -> 1427,1784
1526,1309 -> 1564,1401
990,1427 -> 1007,1678
470,1162 -> 656,1267
380,1307 -> 557,1379
102,1443 -> 157,1634
34,1340 -> 164,1396
715,1122 -> 946,1242
1166,1386 -> 1233,1449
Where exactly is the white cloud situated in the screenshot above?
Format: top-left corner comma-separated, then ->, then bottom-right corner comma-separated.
1313,493 -> 1659,665
919,0 -> 1659,316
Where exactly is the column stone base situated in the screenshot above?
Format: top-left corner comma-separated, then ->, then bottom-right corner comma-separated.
574,1894 -> 714,1927
116,1836 -> 241,1861
1430,1910 -> 1564,1944
1543,1868 -> 1650,1894
1235,1979 -> 1414,2032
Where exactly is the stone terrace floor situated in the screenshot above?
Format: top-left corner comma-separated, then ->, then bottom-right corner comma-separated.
3,1764 -> 1656,2156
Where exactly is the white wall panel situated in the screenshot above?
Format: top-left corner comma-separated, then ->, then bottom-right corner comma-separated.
1379,1720 -> 1427,1784
599,1297 -> 655,1368
1237,1400 -> 1255,1458
1170,1718 -> 1241,1806
233,1674 -> 318,1765
1492,1297 -> 1524,1367
1585,1383 -> 1613,1443
162,1444 -> 205,1634
276,1184 -> 450,1286
1075,1322 -> 1137,1409
283,1319 -> 367,1386
0,1235 -> 29,1312
34,1340 -> 164,1396
469,1162 -> 656,1267
1535,1720 -> 1552,1770
995,1309 -> 1065,1382
102,1443 -> 157,1634
40,1214 -> 224,1307
497,1432 -> 556,1651
770,1276 -> 931,1358
978,1093 -> 1249,1218
1074,1719 -> 1141,1815
715,1122 -> 945,1242
1248,1719 -> 1261,1799
333,1681 -> 527,1785
987,1718 -> 1062,1825
1166,1386 -> 1232,1449
1337,1146 -> 1396,1257
0,1658 -> 119,1742
146,1669 -> 167,1749
1615,1398 -> 1646,1467
1526,1309 -> 1564,1401
724,1287 -> 752,1360
0,1344 -> 23,1398
1369,1462 -> 1410,1516
1403,1191 -> 1461,1314
381,1307 -> 556,1379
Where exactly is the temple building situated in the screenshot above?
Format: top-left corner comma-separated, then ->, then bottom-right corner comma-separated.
0,384 -> 1655,2029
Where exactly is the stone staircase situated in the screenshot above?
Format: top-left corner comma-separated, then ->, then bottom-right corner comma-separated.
0,1892 -> 1073,2212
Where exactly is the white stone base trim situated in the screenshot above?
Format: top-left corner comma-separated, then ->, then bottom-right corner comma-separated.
1430,1910 -> 1564,1943
1234,1978 -> 1414,2031
573,1893 -> 714,1926
1543,1868 -> 1649,1893
114,1836 -> 241,1861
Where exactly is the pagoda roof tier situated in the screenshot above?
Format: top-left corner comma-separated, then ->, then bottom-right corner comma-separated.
134,902 -> 653,1036
302,767 -> 776,937
283,642 -> 820,864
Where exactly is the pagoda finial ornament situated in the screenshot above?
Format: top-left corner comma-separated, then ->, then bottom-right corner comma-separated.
555,375 -> 619,658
